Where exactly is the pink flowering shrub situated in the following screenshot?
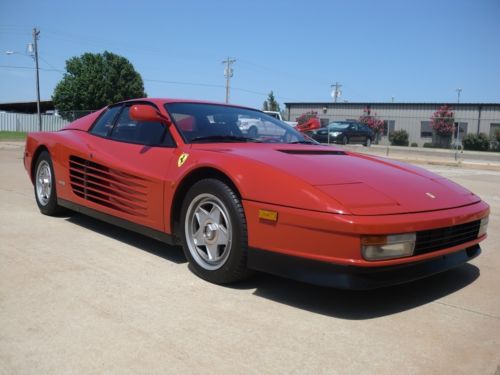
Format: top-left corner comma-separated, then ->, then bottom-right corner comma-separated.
359,107 -> 385,134
431,105 -> 454,137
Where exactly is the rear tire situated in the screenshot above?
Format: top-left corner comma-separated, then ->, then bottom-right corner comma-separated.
180,178 -> 252,284
364,137 -> 372,147
34,151 -> 64,216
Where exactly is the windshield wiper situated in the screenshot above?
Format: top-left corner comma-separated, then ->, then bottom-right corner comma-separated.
190,135 -> 262,143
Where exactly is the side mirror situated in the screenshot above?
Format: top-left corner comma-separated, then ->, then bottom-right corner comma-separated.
129,105 -> 169,125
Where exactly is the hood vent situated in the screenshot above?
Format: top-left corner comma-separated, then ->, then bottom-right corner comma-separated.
69,155 -> 148,217
277,149 -> 346,155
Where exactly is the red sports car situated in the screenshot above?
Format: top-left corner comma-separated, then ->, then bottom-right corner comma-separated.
24,98 -> 489,289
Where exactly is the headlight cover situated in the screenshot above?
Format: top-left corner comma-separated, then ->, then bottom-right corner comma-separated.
330,131 -> 342,137
361,233 -> 416,261
478,216 -> 489,238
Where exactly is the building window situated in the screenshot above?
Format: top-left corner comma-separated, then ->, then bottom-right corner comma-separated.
382,120 -> 395,137
454,122 -> 468,140
489,123 -> 500,138
420,121 -> 433,138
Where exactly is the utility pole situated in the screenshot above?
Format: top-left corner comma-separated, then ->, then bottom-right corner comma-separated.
456,88 -> 462,104
32,28 -> 42,131
331,82 -> 342,103
222,57 -> 236,104
454,88 -> 462,147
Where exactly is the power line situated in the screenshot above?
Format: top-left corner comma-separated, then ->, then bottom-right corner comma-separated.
0,64 -> 64,73
38,55 -> 62,71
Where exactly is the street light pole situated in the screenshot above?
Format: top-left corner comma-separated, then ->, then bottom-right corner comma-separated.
32,28 -> 42,131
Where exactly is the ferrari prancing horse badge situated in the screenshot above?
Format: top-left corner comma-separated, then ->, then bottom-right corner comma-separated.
177,153 -> 189,167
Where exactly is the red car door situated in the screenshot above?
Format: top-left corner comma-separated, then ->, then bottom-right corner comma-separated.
65,104 -> 177,233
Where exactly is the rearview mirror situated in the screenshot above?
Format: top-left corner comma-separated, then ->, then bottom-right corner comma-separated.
129,105 -> 169,125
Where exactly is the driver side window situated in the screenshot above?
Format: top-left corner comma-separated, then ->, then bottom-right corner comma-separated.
110,105 -> 174,146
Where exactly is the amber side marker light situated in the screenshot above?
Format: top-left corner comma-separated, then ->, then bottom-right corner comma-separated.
361,233 -> 416,261
258,209 -> 278,222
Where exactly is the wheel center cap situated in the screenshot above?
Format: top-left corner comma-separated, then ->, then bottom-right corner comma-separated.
204,223 -> 219,241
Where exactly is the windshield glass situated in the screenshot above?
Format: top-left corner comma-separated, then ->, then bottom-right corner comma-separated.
165,103 -> 311,144
328,122 -> 351,130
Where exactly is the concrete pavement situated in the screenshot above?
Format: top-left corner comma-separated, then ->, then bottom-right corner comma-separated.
1,142 -> 499,374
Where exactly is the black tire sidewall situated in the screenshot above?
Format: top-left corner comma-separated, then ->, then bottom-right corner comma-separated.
180,178 -> 249,284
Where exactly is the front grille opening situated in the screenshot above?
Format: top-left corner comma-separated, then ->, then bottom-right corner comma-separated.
415,220 -> 480,255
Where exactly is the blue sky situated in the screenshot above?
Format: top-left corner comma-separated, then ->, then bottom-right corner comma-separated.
1,0 -> 499,109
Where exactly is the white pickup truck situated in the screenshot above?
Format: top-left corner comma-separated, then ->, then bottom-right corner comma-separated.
263,111 -> 298,127
238,111 -> 298,138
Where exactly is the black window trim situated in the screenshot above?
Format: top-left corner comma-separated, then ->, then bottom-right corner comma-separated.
88,104 -> 123,138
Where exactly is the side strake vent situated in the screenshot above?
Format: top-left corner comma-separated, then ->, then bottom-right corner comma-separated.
69,155 -> 148,217
277,150 -> 346,155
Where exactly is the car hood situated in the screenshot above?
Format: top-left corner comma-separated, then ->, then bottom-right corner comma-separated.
193,144 -> 480,215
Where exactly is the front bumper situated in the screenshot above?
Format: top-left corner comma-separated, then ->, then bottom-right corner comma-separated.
243,200 -> 489,267
248,245 -> 481,290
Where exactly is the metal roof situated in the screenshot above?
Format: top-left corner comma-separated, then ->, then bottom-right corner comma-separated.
285,102 -> 500,107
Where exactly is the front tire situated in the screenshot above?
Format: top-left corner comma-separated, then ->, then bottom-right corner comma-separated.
342,135 -> 349,145
180,178 -> 251,284
34,151 -> 64,216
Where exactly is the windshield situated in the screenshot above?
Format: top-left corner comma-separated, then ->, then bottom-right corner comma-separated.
328,122 -> 351,130
165,103 -> 312,144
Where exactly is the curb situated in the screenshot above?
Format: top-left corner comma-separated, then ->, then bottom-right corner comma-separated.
378,156 -> 500,171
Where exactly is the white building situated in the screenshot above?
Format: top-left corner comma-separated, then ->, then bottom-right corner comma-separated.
284,102 -> 500,146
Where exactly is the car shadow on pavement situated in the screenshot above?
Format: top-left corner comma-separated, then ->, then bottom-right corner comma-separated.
65,213 -> 187,264
233,265 -> 479,320
64,213 -> 479,319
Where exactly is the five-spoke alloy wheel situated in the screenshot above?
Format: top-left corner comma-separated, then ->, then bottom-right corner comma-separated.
180,178 -> 251,284
185,193 -> 232,270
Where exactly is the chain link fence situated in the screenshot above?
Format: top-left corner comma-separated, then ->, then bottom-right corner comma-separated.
0,110 -> 95,132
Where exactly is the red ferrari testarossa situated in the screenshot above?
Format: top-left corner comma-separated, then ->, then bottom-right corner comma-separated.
24,98 -> 489,289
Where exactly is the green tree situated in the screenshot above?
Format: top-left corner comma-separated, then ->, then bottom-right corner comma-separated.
53,51 -> 146,118
262,91 -> 280,112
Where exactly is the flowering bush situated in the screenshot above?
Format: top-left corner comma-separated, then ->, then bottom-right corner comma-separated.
359,107 -> 385,134
431,105 -> 454,137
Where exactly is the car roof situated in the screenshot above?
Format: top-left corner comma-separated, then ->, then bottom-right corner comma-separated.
120,97 -> 256,111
